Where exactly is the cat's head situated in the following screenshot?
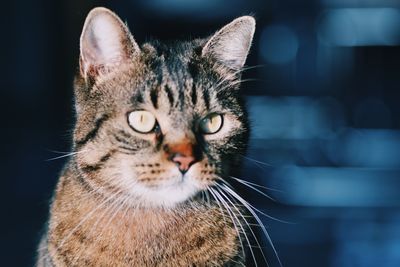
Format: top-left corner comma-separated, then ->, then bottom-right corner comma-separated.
72,7 -> 255,208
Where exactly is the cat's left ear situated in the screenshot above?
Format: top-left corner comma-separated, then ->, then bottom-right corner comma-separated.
79,7 -> 140,80
202,16 -> 255,70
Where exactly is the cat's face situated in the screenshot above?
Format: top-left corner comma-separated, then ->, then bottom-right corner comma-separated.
72,7 -> 255,207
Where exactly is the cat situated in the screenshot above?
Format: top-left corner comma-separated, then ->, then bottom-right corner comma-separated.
37,6 -> 258,266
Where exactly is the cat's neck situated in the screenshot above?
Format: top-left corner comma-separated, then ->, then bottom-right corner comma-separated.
47,166 -> 240,266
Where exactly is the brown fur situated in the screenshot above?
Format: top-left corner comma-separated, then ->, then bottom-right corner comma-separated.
37,7 -> 256,267
38,165 -> 241,266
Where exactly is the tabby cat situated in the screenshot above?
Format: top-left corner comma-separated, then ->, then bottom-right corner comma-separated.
37,7 -> 257,266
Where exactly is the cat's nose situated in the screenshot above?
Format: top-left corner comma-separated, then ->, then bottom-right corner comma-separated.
164,141 -> 199,174
171,154 -> 196,174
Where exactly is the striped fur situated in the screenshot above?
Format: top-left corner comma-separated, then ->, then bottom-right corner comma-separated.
38,7 -> 255,266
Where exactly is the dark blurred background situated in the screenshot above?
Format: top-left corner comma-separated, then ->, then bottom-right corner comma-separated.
2,0 -> 400,266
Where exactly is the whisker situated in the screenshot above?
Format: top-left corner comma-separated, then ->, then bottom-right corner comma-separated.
239,64 -> 266,73
216,78 -> 260,92
67,176 -> 139,265
200,191 -> 206,203
230,176 -> 283,193
220,184 -> 283,267
68,195 -> 122,265
215,64 -> 265,89
204,190 -> 211,206
240,155 -> 273,167
212,64 -> 265,95
209,187 -> 250,266
54,189 -> 124,254
207,187 -> 228,224
45,149 -> 76,154
229,177 -> 276,201
70,192 -> 133,266
215,185 -> 269,267
45,149 -> 89,161
219,178 -> 293,224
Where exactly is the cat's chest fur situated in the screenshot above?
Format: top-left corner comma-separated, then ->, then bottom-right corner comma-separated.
45,169 -> 241,266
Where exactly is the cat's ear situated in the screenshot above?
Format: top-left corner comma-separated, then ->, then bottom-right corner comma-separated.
79,7 -> 140,80
202,16 -> 255,70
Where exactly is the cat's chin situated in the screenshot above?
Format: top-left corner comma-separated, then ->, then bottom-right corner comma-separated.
128,175 -> 205,208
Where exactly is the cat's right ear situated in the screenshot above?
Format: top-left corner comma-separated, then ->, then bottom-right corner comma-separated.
202,16 -> 255,71
79,7 -> 140,81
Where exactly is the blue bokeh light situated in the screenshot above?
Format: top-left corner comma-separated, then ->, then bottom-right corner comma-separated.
259,25 -> 299,64
318,8 -> 400,46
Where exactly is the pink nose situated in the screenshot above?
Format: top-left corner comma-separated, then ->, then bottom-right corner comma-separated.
171,154 -> 196,173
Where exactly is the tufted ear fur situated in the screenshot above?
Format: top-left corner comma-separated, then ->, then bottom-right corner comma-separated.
202,16 -> 255,70
79,7 -> 140,80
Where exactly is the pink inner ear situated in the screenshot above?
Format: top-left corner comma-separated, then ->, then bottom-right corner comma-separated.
80,29 -> 101,76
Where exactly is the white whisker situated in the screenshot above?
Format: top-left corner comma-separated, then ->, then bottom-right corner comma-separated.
220,184 -> 283,267
216,78 -> 259,92
230,177 -> 276,201
219,178 -> 293,224
240,155 -> 273,167
210,187 -> 250,266
207,187 -> 228,224
70,192 -> 133,266
215,185 -> 269,267
54,189 -> 123,254
204,190 -> 211,206
46,149 -> 75,154
214,64 -> 265,90
231,176 -> 283,193
45,149 -> 89,161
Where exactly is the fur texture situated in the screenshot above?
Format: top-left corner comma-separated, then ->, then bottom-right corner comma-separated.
37,7 -> 255,266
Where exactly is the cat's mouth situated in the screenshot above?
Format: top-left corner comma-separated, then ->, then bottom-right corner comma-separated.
118,159 -> 219,207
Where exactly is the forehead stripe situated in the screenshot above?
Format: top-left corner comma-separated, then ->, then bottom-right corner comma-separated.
150,87 -> 159,109
191,83 -> 197,105
202,88 -> 210,110
164,85 -> 175,108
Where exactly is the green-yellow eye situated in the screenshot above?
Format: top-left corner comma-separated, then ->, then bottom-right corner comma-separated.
128,111 -> 157,133
200,114 -> 223,134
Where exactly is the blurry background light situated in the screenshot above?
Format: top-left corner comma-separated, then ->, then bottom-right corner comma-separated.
324,129 -> 400,168
332,217 -> 400,267
343,130 -> 400,168
269,166 -> 400,207
248,96 -> 344,140
135,0 -> 244,18
322,0 -> 400,8
259,25 -> 299,64
318,8 -> 400,46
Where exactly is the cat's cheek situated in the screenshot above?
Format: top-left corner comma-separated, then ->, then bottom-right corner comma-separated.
186,163 -> 217,188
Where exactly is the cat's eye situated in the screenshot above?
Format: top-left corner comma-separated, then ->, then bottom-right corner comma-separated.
200,114 -> 223,134
128,111 -> 157,133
